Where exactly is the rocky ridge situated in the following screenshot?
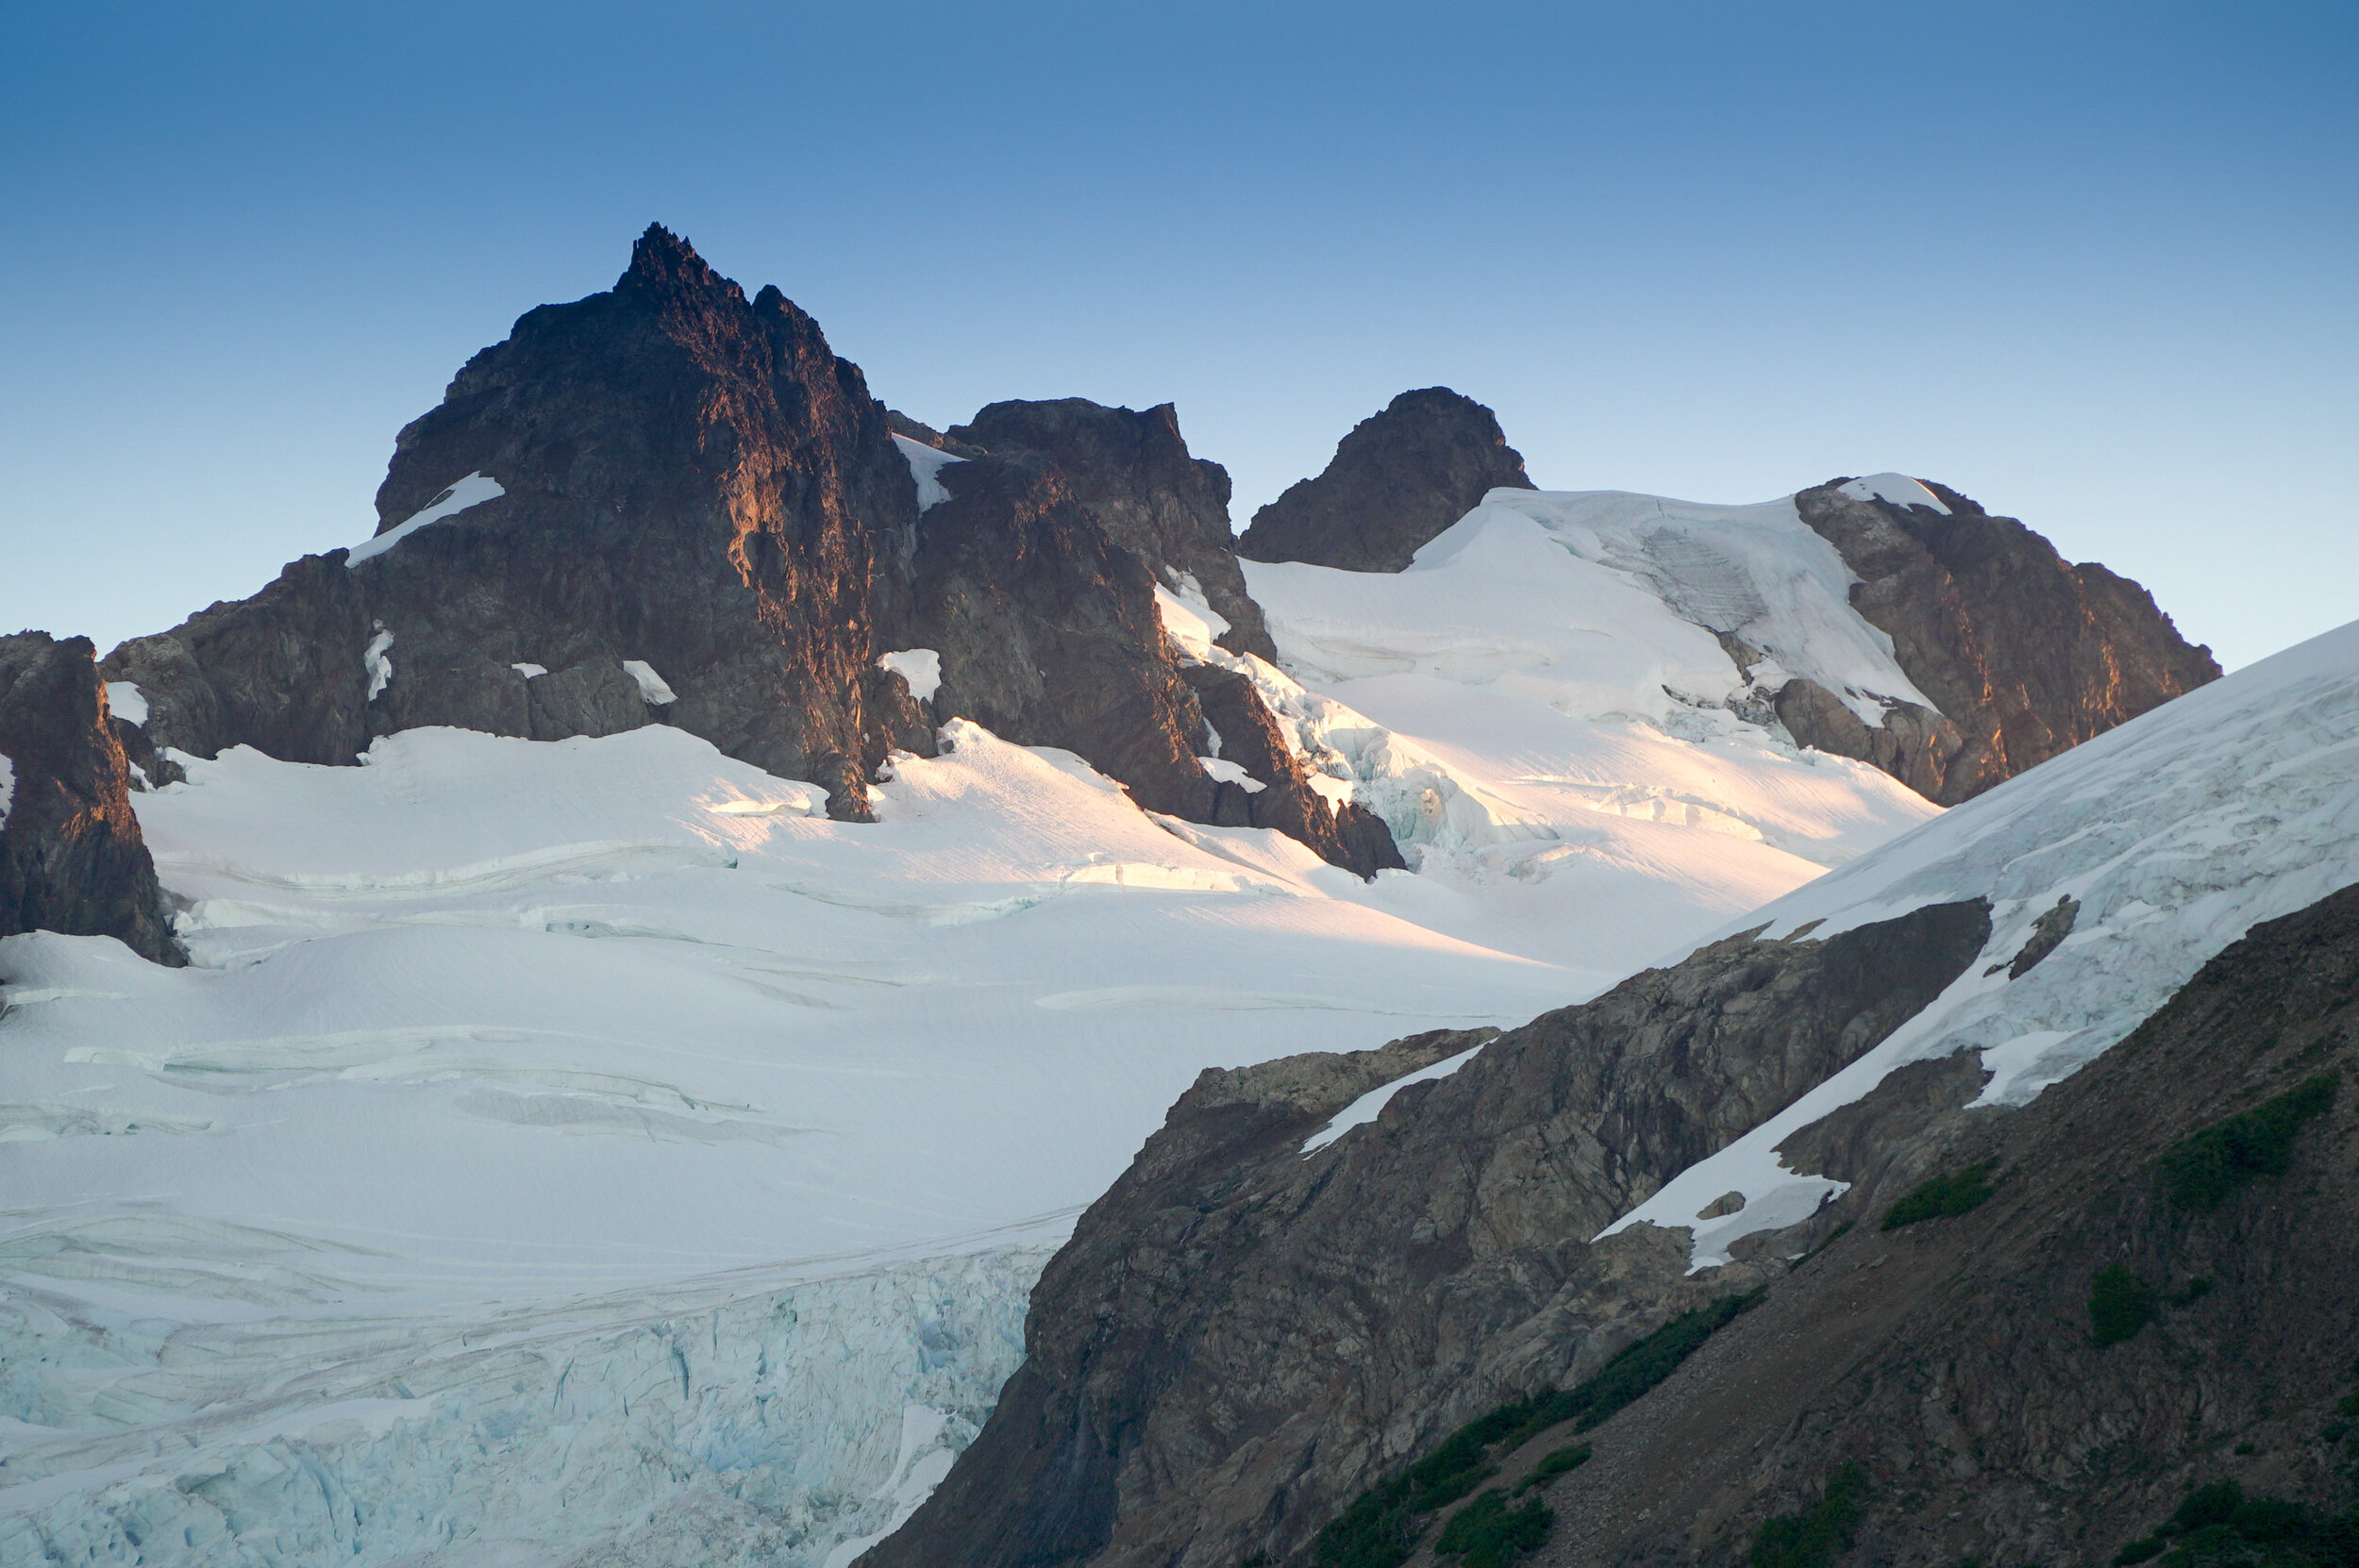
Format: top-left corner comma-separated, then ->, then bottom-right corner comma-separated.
1522,876 -> 2359,1566
93,228 -> 1398,875
0,632 -> 182,965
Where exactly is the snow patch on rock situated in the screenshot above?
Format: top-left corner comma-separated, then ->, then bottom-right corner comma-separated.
1838,473 -> 1952,514
892,434 -> 964,512
347,472 -> 506,566
878,648 -> 942,703
104,681 -> 147,726
363,626 -> 394,701
623,659 -> 677,705
1302,1042 -> 1487,1155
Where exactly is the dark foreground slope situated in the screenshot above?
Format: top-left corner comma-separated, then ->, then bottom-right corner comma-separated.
0,632 -> 180,964
869,870 -> 2359,1568
864,901 -> 1993,1568
1520,876 -> 2359,1567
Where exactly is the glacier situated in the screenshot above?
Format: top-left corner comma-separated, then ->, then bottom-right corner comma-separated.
5,481 -> 1978,1562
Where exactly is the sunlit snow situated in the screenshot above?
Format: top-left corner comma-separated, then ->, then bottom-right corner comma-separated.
1,481 -> 1980,1563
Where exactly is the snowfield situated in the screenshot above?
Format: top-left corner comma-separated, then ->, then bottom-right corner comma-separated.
0,479 -> 2045,1564
1605,617 -> 2359,1268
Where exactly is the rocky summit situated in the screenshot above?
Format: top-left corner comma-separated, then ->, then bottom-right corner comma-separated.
1239,387 -> 1536,575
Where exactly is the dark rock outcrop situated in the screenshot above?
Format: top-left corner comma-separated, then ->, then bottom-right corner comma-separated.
891,450 -> 1216,821
1790,480 -> 2221,804
887,442 -> 1403,876
1768,676 -> 1964,803
1236,388 -> 1534,574
949,399 -> 1279,662
863,900 -> 1991,1568
0,633 -> 183,965
109,225 -> 922,818
1182,665 -> 1405,876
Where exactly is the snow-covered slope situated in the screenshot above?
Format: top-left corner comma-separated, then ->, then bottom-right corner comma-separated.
1605,617 -> 2359,1267
0,723 -> 1587,1565
1239,487 -> 1943,966
1,481 -> 1961,1564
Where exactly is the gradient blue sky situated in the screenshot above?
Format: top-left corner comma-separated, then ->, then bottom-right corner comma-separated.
3,2 -> 2351,669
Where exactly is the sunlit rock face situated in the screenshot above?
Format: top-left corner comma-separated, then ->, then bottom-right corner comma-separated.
1787,477 -> 2222,804
108,225 -> 925,818
0,630 -> 180,964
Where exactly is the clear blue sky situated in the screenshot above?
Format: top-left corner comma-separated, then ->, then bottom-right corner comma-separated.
3,2 -> 2351,669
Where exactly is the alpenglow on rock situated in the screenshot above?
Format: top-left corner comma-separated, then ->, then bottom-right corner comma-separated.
94,226 -> 1398,873
0,632 -> 181,966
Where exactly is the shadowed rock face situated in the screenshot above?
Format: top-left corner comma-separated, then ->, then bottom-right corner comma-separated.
1787,480 -> 2221,804
1236,388 -> 1534,573
886,449 -> 1403,876
891,450 -> 1218,821
862,900 -> 1990,1568
1182,665 -> 1406,877
0,633 -> 182,965
109,225 -> 923,818
949,399 -> 1280,663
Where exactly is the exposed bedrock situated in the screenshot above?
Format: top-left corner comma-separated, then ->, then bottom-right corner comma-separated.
1792,479 -> 2221,804
1236,387 -> 1535,574
109,225 -> 918,818
862,899 -> 1991,1568
93,228 -> 1390,868
0,632 -> 183,965
1183,665 -> 1406,878
890,449 -> 1217,821
888,448 -> 1402,877
947,398 -> 1280,663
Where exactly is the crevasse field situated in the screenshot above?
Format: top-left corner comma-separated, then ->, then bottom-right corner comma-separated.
7,481 -> 2025,1566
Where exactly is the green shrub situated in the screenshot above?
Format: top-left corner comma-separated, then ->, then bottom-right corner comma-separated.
1433,1489 -> 1552,1568
1750,1464 -> 1865,1568
1314,1291 -> 1763,1568
1562,1289 -> 1766,1432
1882,1161 -> 1999,1229
2174,1480 -> 2245,1529
1514,1444 -> 1591,1494
2163,1076 -> 2337,1210
2091,1264 -> 2157,1347
2113,1479 -> 2359,1568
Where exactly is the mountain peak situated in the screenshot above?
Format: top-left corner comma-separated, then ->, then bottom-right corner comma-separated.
617,222 -> 728,299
